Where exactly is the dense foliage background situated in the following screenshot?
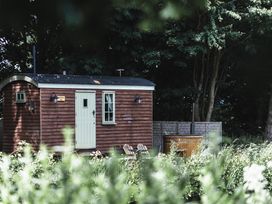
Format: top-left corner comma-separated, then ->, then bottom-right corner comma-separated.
0,0 -> 272,137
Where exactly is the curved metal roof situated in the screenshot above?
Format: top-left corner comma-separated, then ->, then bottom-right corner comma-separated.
0,73 -> 155,91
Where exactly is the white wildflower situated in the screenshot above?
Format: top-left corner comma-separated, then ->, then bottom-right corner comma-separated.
0,157 -> 11,180
244,164 -> 271,203
152,170 -> 166,181
20,168 -> 31,184
37,150 -> 48,161
201,173 -> 213,186
267,161 -> 272,168
243,164 -> 266,191
71,157 -> 82,169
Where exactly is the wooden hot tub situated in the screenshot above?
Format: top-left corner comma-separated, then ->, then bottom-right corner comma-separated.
164,135 -> 203,157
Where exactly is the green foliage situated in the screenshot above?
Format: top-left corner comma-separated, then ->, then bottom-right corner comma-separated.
113,0 -> 204,31
1,0 -> 272,145
1,129 -> 272,203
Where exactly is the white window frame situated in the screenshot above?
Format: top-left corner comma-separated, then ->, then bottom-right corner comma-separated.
16,91 -> 26,103
102,91 -> 116,125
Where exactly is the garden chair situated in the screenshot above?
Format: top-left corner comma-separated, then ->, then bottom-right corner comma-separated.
90,150 -> 103,158
137,143 -> 149,155
123,144 -> 136,159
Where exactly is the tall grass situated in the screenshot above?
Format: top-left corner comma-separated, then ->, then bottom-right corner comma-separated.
0,128 -> 271,203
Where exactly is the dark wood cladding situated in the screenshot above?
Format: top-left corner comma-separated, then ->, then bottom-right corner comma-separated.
2,82 -> 40,152
2,82 -> 153,153
96,90 -> 153,152
40,89 -> 153,152
40,89 -> 75,147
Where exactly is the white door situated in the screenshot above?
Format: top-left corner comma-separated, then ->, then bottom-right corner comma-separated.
75,91 -> 96,149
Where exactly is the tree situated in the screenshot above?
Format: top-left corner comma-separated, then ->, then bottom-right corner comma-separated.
1,0 -> 272,135
129,0 -> 272,122
0,0 -> 120,75
267,85 -> 272,140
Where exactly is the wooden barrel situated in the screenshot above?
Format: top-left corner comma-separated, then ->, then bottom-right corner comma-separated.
164,135 -> 203,157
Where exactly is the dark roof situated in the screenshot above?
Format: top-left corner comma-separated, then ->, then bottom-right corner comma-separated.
22,73 -> 155,87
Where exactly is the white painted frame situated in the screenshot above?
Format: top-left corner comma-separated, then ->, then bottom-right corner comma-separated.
38,83 -> 154,90
0,75 -> 155,91
102,91 -> 116,125
16,91 -> 26,103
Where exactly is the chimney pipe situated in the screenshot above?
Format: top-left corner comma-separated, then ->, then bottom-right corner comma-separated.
116,69 -> 124,77
33,45 -> 36,74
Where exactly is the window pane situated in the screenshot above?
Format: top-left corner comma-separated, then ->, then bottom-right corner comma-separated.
105,103 -> 108,111
108,103 -> 113,112
83,99 -> 88,107
105,94 -> 109,103
105,112 -> 109,121
105,94 -> 112,104
16,92 -> 26,103
109,112 -> 113,121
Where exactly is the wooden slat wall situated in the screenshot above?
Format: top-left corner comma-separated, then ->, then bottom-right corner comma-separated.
40,89 -> 153,152
40,89 -> 75,147
2,82 -> 40,152
96,90 -> 153,152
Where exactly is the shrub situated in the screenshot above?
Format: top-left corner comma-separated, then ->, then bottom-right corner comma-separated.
0,129 -> 271,203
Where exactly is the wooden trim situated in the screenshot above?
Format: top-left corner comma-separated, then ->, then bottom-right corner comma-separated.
0,76 -> 155,91
38,83 -> 155,91
102,91 -> 116,125
101,123 -> 117,126
75,90 -> 96,93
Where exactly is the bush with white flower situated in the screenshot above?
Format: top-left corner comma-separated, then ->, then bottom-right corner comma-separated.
0,129 -> 271,203
243,164 -> 271,204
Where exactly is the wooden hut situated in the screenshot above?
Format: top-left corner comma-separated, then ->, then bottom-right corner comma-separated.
0,73 -> 154,153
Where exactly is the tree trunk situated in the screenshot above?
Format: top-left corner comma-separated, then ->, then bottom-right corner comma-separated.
256,98 -> 265,128
194,99 -> 201,121
193,53 -> 206,121
192,49 -> 223,122
266,84 -> 272,141
205,49 -> 221,122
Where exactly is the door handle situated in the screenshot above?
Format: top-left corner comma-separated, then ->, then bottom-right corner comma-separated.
92,110 -> 96,116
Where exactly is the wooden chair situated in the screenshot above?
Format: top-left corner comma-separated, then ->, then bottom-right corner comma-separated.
137,143 -> 149,155
123,144 -> 136,159
89,150 -> 103,158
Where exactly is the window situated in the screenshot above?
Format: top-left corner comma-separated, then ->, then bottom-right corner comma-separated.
102,91 -> 115,124
16,91 -> 26,103
83,99 -> 88,108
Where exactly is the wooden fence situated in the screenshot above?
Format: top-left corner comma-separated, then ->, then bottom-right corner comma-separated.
153,121 -> 222,152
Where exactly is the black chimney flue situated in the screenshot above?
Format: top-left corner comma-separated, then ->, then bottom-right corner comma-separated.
33,45 -> 36,74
